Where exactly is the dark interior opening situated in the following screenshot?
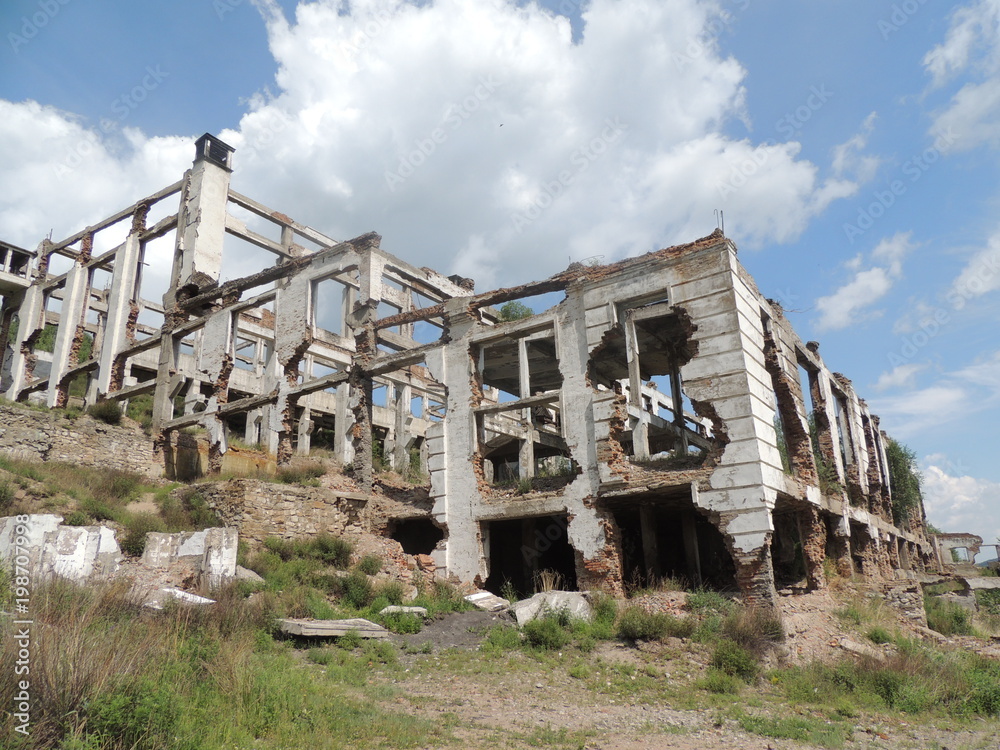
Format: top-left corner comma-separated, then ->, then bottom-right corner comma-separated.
771,509 -> 807,587
612,503 -> 735,591
389,518 -> 443,556
849,521 -> 868,575
484,514 -> 577,599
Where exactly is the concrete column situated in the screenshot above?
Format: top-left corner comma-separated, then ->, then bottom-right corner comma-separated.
167,152 -> 232,306
152,333 -> 183,434
624,314 -> 649,460
724,509 -> 777,604
47,260 -> 91,408
518,337 -> 534,479
0,293 -> 24,394
340,285 -> 356,338
669,367 -> 688,454
639,505 -> 661,580
95,222 -> 143,397
245,410 -> 262,446
522,517 -> 538,589
681,513 -> 703,587
333,381 -> 354,465
4,281 -> 44,400
392,383 -> 412,471
296,403 -> 313,456
357,249 -> 385,310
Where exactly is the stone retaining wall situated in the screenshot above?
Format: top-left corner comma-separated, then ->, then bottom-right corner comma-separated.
194,479 -> 362,547
0,404 -> 161,478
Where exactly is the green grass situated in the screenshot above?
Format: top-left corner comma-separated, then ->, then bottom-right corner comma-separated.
0,579 -> 451,750
616,606 -> 693,641
86,400 -> 123,425
711,640 -> 759,683
925,595 -> 975,636
770,641 -> 1000,720
275,461 -> 326,485
733,709 -> 851,748
0,479 -> 13,512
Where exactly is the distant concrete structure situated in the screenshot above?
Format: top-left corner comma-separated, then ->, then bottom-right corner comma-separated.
0,134 -> 935,602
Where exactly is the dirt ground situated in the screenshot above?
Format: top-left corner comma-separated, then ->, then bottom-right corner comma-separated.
374,590 -> 1000,750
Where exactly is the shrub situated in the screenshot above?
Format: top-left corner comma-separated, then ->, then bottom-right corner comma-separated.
482,625 -> 522,653
86,680 -> 180,749
312,534 -> 354,568
711,640 -> 760,683
925,595 -> 974,636
616,606 -> 692,641
356,554 -> 382,575
590,592 -> 618,625
686,589 -> 734,614
119,513 -> 166,556
276,461 -> 326,485
63,510 -> 89,526
0,567 -> 11,611
341,571 -> 374,609
125,394 -> 154,430
337,630 -> 362,650
379,612 -> 422,634
523,615 -> 571,650
975,588 -> 1000,616
0,480 -> 13,512
867,626 -> 893,644
721,606 -> 784,656
87,401 -> 122,425
699,668 -> 742,694
183,492 -> 220,529
308,648 -> 334,666
304,590 -> 336,620
375,580 -> 404,606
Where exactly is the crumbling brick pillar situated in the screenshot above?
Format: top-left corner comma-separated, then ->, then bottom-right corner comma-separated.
830,518 -> 853,578
888,537 -> 901,572
798,506 -> 827,590
853,529 -> 882,581
733,543 -> 778,605
574,511 -> 625,596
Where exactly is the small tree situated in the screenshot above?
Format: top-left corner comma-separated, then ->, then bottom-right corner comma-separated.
885,437 -> 923,525
497,301 -> 533,322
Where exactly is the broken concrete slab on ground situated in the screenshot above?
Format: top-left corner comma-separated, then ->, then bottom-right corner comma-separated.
278,617 -> 389,639
0,132 -> 949,615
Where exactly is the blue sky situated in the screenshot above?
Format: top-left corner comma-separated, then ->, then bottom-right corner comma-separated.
1,0 -> 998,546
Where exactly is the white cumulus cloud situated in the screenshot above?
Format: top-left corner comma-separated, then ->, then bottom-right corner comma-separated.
0,0 -> 871,294
814,231 -> 914,331
922,460 -> 1000,546
924,0 -> 1000,153
874,363 -> 927,391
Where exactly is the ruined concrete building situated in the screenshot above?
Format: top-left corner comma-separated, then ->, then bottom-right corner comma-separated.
0,134 -> 933,602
